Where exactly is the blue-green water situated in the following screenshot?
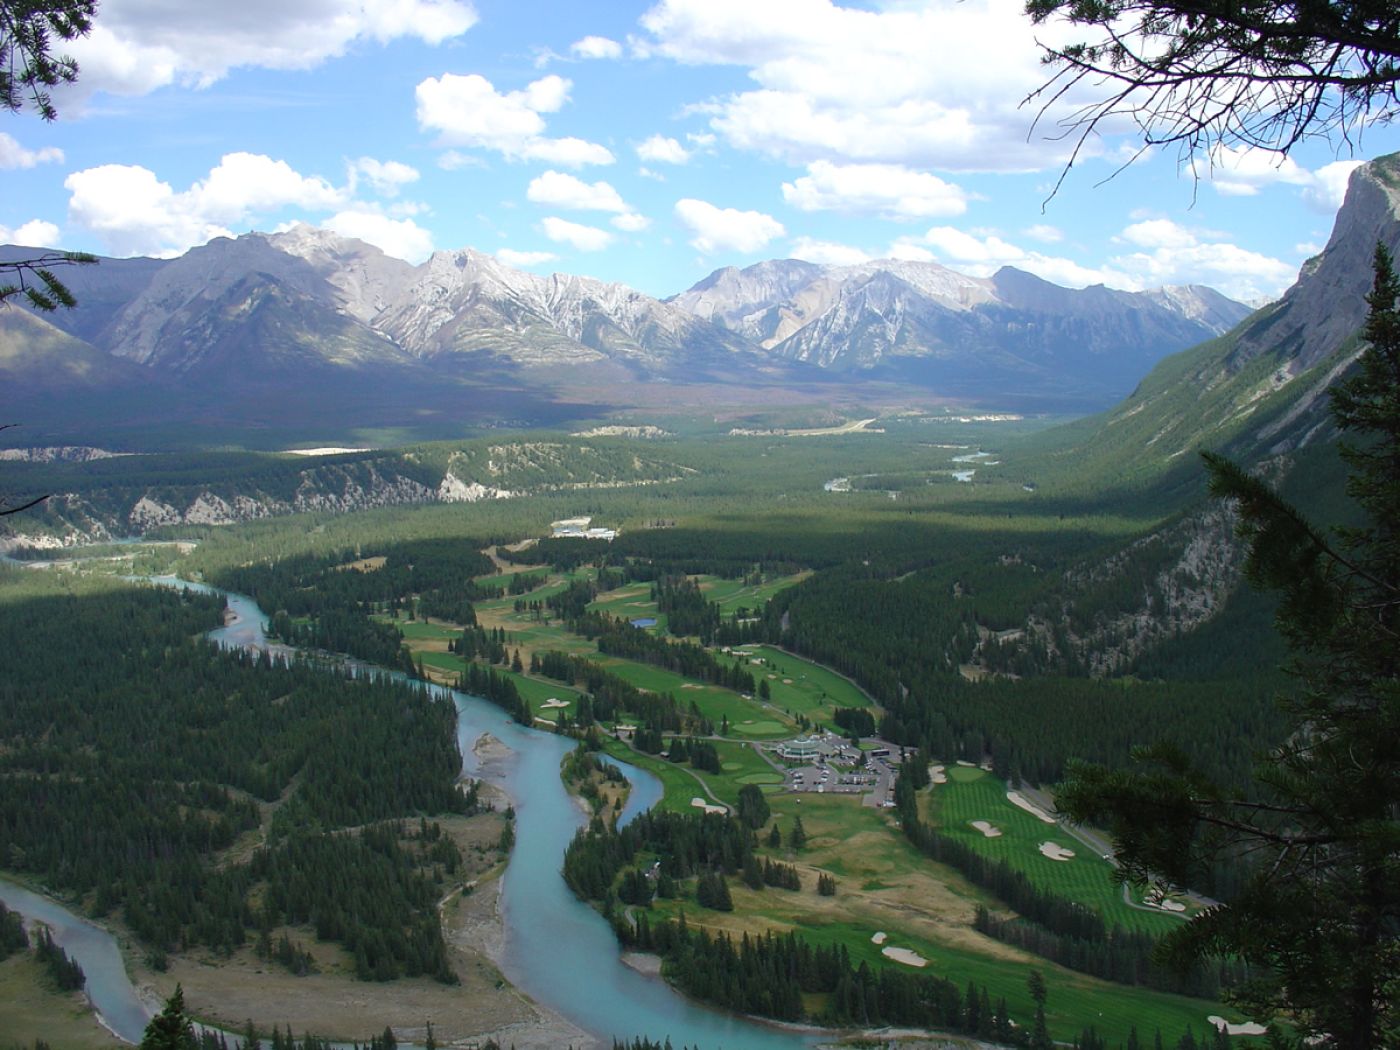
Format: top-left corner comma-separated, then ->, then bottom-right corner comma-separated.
1,582 -> 819,1049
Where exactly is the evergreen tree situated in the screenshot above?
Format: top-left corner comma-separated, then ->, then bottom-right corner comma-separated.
1059,245 -> 1400,1050
140,985 -> 198,1050
790,814 -> 807,850
736,783 -> 770,829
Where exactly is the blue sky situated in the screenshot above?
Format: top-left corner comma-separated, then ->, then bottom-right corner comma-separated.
3,0 -> 1396,303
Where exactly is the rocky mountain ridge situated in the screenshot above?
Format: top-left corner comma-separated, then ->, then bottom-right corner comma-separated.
2,225 -> 1252,444
670,257 -> 1251,400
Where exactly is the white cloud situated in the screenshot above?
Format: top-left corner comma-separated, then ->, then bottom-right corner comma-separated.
1112,242 -> 1296,301
1303,160 -> 1365,212
352,157 -> 420,198
189,153 -> 344,221
788,237 -> 870,266
323,209 -> 434,262
0,133 -> 63,169
922,226 -> 1025,267
416,73 -> 613,167
909,225 -> 1131,288
888,240 -> 935,263
1207,146 -> 1313,197
0,220 -> 62,248
907,218 -> 1296,300
62,0 -> 477,101
527,171 -> 629,212
64,153 -> 347,257
571,35 -> 622,59
1120,218 -> 1199,251
66,164 -> 233,256
637,0 -> 1091,173
674,198 -> 784,254
781,160 -> 968,219
497,248 -> 559,267
1208,147 -> 1366,215
612,212 -> 651,232
1023,224 -> 1063,244
519,137 -> 616,167
436,151 -> 486,171
635,134 -> 691,164
541,216 -> 614,251
418,73 -> 553,146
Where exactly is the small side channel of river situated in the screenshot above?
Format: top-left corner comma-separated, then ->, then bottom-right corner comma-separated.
2,580 -> 819,1049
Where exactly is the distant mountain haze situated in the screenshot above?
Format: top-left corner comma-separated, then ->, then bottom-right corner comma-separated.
2,219 -> 1257,443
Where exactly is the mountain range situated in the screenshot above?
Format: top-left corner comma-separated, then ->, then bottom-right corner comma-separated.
1,226 -> 1249,447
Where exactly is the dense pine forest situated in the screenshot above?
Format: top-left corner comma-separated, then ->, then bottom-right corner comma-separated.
0,582 -> 475,981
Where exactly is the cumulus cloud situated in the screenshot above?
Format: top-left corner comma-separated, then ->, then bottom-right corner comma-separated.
323,208 -> 434,262
541,216 -> 614,251
1120,218 -> 1199,251
1108,218 -> 1296,300
497,248 -> 559,267
907,216 -> 1295,299
611,212 -> 651,232
894,225 -> 1129,288
64,152 -> 348,257
416,73 -> 614,167
526,171 -> 628,212
788,237 -> 870,266
636,0 -> 1089,172
0,220 -> 62,247
1303,160 -> 1365,212
781,160 -> 968,219
1023,224 -> 1063,244
62,0 -> 477,102
352,157 -> 420,198
887,241 -> 936,263
1207,147 -> 1366,215
635,134 -> 690,164
674,198 -> 784,254
0,133 -> 63,169
571,35 -> 622,59
1207,146 -> 1314,197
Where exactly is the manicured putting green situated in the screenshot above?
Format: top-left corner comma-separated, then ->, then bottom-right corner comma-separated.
730,719 -> 786,736
736,772 -> 784,785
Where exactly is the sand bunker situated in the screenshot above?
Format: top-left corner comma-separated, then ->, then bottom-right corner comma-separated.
1007,791 -> 1057,824
690,798 -> 726,815
1145,897 -> 1187,912
1039,842 -> 1076,861
929,764 -> 948,784
782,678 -> 793,684
970,820 -> 1002,838
881,947 -> 928,968
871,932 -> 887,945
539,698 -> 570,710
1208,1017 -> 1268,1036
533,717 -> 557,727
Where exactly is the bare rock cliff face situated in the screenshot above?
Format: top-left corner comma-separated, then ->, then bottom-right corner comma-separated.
1231,155 -> 1400,374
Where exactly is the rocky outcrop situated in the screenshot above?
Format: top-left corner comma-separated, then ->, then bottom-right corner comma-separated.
671,257 -> 1250,402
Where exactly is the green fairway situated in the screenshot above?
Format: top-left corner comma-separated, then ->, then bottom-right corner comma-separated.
592,656 -> 797,739
724,644 -> 876,724
416,650 -> 465,674
587,582 -> 662,624
599,735 -> 724,814
931,769 -> 1181,934
701,571 -> 810,611
787,920 -> 1247,1045
509,672 -> 582,711
393,619 -> 460,640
